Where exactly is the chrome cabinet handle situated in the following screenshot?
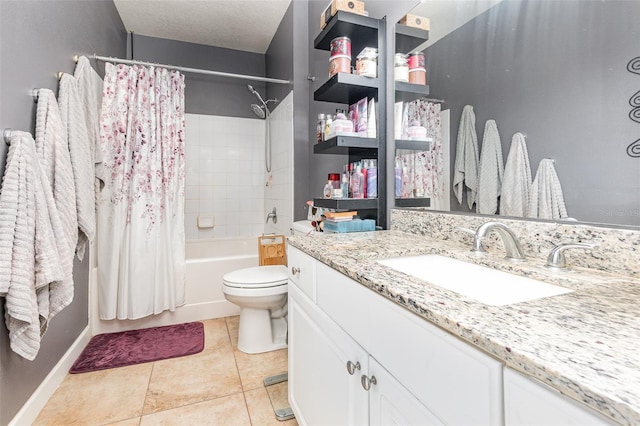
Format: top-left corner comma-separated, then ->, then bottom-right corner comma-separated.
346,360 -> 361,375
361,374 -> 377,391
291,266 -> 300,275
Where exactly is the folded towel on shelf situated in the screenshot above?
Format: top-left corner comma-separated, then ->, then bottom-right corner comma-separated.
453,105 -> 479,209
0,131 -> 66,360
34,89 -> 77,332
500,132 -> 532,217
59,73 -> 95,260
477,119 -> 504,215
527,159 -> 568,220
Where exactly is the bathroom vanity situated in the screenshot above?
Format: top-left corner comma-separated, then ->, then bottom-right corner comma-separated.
286,224 -> 639,425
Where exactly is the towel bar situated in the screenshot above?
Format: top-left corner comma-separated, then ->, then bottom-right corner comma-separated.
3,128 -> 13,145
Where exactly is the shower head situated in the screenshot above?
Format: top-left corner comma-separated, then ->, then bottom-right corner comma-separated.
248,84 -> 266,106
251,103 -> 266,119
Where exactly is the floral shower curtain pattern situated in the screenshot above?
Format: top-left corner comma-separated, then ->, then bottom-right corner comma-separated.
97,63 -> 186,320
397,100 -> 444,198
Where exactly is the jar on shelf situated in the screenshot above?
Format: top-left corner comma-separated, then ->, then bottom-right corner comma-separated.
329,36 -> 351,77
408,52 -> 426,85
394,53 -> 409,82
355,47 -> 378,78
316,113 -> 326,143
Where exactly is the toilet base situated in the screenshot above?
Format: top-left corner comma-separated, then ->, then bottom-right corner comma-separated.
237,307 -> 288,354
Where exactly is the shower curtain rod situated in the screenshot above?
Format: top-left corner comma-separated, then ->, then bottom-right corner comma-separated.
88,54 -> 292,85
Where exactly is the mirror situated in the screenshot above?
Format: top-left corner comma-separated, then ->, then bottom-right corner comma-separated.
395,0 -> 640,228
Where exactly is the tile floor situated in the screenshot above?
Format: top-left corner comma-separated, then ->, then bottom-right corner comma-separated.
34,316 -> 298,426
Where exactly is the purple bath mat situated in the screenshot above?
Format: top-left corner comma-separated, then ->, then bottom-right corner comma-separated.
70,322 -> 204,374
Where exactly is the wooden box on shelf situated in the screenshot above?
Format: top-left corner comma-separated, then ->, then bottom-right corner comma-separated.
321,0 -> 366,29
399,14 -> 431,31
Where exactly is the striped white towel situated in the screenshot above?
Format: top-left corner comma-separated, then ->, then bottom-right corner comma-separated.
34,89 -> 77,332
477,119 -> 504,215
59,73 -> 95,260
528,159 -> 568,220
0,132 -> 65,360
500,133 -> 532,217
453,105 -> 479,209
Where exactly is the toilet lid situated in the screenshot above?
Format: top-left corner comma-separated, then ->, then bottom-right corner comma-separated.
223,265 -> 288,288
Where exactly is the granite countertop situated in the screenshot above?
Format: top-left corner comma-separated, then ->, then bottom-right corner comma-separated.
288,230 -> 640,425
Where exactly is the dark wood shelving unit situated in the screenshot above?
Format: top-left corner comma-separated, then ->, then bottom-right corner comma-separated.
395,198 -> 431,208
395,139 -> 432,151
395,81 -> 430,103
314,73 -> 379,104
395,24 -> 429,53
314,136 -> 377,155
315,11 -> 380,54
312,197 -> 378,210
312,12 -> 387,228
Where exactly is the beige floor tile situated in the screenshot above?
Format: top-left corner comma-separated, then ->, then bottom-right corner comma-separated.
33,363 -> 152,426
201,318 -> 233,352
143,347 -> 242,415
234,348 -> 288,391
245,386 -> 298,426
104,417 -> 141,426
225,315 -> 239,349
139,393 -> 250,426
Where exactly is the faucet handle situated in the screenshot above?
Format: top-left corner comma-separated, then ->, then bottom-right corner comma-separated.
454,226 -> 475,236
545,242 -> 598,269
454,227 -> 485,252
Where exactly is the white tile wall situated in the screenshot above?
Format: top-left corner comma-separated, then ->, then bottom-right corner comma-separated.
264,92 -> 294,236
184,114 -> 266,240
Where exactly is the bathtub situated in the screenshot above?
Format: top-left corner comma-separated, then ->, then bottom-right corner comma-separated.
90,237 -> 258,335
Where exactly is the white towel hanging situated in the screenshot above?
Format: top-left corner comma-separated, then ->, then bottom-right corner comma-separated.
527,159 -> 568,220
477,119 -> 504,215
500,133 -> 532,217
453,105 -> 479,209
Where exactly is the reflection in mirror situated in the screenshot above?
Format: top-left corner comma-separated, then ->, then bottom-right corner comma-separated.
398,0 -> 640,227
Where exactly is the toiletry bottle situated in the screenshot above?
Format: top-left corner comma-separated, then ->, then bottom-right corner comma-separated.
394,158 -> 402,197
352,164 -> 364,198
316,113 -> 326,143
341,165 -> 349,199
361,161 -> 368,198
323,180 -> 332,198
367,159 -> 377,198
324,114 -> 333,141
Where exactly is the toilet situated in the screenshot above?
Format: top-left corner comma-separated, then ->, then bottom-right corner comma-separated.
222,221 -> 316,354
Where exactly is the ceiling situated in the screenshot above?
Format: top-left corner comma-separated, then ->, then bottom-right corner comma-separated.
112,0 -> 502,54
113,0 -> 292,54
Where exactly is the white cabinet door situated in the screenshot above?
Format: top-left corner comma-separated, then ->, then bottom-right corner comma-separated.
504,368 -> 615,425
288,284 -> 369,426
369,356 -> 444,426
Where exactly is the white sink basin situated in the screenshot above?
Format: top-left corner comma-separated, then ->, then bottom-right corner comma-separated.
376,254 -> 573,306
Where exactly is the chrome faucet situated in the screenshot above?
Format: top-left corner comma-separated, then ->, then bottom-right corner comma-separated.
266,207 -> 277,224
467,221 -> 527,262
545,242 -> 597,270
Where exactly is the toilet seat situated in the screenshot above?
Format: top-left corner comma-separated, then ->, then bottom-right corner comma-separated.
223,265 -> 288,289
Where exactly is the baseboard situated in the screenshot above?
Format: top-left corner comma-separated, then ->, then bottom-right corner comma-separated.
9,326 -> 91,426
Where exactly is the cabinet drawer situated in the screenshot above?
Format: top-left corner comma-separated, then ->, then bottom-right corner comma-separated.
287,246 -> 316,301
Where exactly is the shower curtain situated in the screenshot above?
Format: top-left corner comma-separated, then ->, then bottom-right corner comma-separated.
97,63 -> 186,320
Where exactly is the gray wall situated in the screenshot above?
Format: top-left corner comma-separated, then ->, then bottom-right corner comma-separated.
0,1 -> 126,424
267,0 -> 310,222
132,35 -> 268,118
426,0 -> 640,226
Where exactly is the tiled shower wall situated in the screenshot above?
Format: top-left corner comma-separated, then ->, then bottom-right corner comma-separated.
184,114 -> 266,240
264,92 -> 294,236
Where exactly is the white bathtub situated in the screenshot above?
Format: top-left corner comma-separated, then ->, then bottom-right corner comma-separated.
90,237 -> 258,335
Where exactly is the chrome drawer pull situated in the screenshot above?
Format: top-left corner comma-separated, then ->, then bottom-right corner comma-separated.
291,266 -> 300,275
361,374 -> 377,391
346,360 -> 361,375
